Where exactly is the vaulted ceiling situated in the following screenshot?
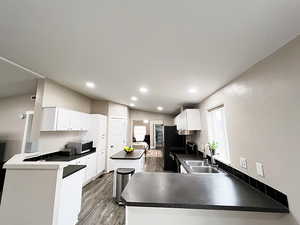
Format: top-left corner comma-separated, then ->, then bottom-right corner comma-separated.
0,0 -> 300,113
0,58 -> 37,98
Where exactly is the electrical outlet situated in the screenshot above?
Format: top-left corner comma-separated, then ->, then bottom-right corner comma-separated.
240,157 -> 247,169
256,162 -> 264,177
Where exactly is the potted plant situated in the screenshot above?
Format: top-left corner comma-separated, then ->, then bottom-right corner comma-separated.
208,141 -> 218,156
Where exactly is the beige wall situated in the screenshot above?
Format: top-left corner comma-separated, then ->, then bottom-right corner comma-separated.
39,79 -> 92,153
91,100 -> 109,115
42,79 -> 92,113
192,36 -> 300,224
129,109 -> 174,147
130,109 -> 174,125
0,94 -> 35,161
133,120 -> 150,135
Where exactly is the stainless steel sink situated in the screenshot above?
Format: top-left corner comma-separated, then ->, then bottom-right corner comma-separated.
185,160 -> 210,167
190,166 -> 220,174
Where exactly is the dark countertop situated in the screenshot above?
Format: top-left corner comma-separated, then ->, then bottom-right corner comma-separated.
63,165 -> 86,178
110,149 -> 145,160
121,172 -> 289,213
24,148 -> 96,162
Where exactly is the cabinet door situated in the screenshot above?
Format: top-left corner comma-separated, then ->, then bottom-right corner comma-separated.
56,108 -> 72,131
86,153 -> 97,181
83,113 -> 91,131
70,111 -> 80,131
186,109 -> 201,130
58,169 -> 85,225
77,157 -> 87,182
41,107 -> 58,131
178,113 -> 184,130
96,150 -> 106,174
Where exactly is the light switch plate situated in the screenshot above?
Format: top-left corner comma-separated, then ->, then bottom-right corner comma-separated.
256,162 -> 264,177
240,157 -> 247,169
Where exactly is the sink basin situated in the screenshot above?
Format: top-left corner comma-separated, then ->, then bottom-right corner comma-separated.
185,160 -> 209,167
190,166 -> 220,174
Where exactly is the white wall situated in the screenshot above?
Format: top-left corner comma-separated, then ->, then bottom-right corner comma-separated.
0,94 -> 35,161
192,36 -> 300,224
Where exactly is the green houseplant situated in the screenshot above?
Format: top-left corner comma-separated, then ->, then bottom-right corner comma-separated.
208,141 -> 218,156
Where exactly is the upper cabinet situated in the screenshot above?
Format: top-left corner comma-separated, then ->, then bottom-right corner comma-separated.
174,109 -> 201,131
40,107 -> 91,131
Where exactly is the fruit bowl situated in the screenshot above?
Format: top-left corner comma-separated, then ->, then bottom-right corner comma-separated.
124,146 -> 135,153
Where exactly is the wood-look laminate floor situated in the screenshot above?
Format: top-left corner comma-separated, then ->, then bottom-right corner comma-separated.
76,149 -> 164,225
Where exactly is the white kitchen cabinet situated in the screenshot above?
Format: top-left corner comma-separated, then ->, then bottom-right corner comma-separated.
83,114 -> 107,174
69,153 -> 97,184
86,153 -> 97,181
174,109 -> 201,131
58,168 -> 85,225
97,150 -> 106,174
56,108 -> 72,131
41,107 -> 90,131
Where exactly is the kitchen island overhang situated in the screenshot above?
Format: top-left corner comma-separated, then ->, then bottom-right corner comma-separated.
122,172 -> 290,225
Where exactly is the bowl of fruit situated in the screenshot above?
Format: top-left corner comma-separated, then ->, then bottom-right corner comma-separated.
124,146 -> 135,154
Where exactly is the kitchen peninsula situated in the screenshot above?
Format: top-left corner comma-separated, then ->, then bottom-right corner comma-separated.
0,152 -> 89,225
122,172 -> 289,225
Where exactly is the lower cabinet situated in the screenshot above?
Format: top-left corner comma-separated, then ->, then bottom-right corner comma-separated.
96,150 -> 106,174
58,168 -> 85,225
86,153 -> 97,181
69,153 -> 98,185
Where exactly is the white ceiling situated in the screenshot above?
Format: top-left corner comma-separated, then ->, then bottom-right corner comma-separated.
0,58 -> 37,98
0,0 -> 300,113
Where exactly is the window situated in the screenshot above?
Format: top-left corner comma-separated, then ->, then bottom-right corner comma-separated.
207,105 -> 231,164
134,126 -> 146,142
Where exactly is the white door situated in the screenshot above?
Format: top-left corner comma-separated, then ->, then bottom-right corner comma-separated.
107,117 -> 127,171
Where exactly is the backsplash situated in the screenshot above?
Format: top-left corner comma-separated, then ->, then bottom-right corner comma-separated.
38,131 -> 85,154
200,152 -> 289,209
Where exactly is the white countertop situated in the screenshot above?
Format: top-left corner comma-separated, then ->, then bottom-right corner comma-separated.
4,152 -> 67,170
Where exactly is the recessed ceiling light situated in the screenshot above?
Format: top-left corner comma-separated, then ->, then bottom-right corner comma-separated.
143,120 -> 149,124
86,81 -> 95,89
188,88 -> 197,93
139,87 -> 148,93
157,106 -> 163,111
131,96 -> 138,101
129,103 -> 135,107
